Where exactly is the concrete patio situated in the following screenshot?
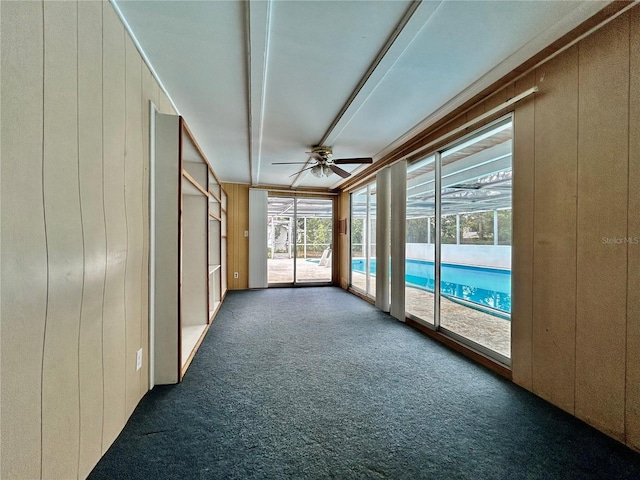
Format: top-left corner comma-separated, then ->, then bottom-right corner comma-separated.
267,257 -> 332,284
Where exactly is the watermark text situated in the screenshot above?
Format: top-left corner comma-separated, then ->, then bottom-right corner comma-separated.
602,236 -> 639,245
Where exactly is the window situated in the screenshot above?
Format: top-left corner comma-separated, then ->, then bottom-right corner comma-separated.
267,196 -> 333,285
350,184 -> 376,298
405,116 -> 513,364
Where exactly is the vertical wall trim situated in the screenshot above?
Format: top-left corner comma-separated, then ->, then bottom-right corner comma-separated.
121,23 -> 129,423
75,3 -> 84,475
40,1 -> 48,475
375,168 -> 390,312
99,0 -> 107,454
434,152 -> 441,329
149,102 -> 157,389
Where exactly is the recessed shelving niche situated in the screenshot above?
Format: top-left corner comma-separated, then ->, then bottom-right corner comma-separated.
153,114 -> 228,384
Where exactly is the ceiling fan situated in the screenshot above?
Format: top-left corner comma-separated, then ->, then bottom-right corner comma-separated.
272,146 -> 373,179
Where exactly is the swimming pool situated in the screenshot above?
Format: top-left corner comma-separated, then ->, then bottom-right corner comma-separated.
351,258 -> 511,315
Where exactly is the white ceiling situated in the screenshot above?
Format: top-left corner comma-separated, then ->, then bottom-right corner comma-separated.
113,0 -> 609,190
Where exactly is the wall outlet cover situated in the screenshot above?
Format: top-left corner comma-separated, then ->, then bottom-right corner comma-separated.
136,349 -> 143,371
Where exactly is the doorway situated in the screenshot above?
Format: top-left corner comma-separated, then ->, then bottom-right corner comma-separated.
267,196 -> 333,285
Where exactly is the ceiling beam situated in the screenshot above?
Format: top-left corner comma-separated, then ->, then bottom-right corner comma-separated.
294,0 -> 444,190
246,0 -> 272,186
324,0 -> 444,190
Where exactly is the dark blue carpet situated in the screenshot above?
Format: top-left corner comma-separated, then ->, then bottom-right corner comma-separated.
90,287 -> 640,479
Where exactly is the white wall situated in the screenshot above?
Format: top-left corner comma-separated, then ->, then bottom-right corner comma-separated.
406,243 -> 511,270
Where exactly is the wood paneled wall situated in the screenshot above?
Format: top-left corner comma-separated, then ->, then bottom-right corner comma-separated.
517,10 -> 638,448
338,192 -> 351,289
1,1 -> 175,478
223,183 -> 250,290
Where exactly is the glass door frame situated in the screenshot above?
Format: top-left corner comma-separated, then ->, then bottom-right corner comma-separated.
406,114 -> 513,368
349,183 -> 375,299
267,195 -> 334,287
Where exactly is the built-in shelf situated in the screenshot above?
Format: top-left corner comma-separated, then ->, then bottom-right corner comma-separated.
181,324 -> 208,368
153,113 -> 227,385
182,170 -> 208,196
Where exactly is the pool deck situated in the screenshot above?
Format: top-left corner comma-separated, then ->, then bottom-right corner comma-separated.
266,258 -> 510,358
267,257 -> 333,283
351,271 -> 510,358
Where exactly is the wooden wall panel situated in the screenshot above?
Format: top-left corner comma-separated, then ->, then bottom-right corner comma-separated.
141,65 -> 159,395
627,5 -> 640,451
102,2 -> 128,450
124,35 -> 144,418
338,192 -> 350,289
531,47 -> 578,414
575,15 -> 629,441
0,3 -> 46,478
510,72 -> 536,389
41,3 -> 82,477
224,183 -> 250,290
78,1 -> 106,477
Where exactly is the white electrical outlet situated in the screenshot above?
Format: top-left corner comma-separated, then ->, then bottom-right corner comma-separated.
244,230 -> 249,237
234,272 -> 239,279
136,348 -> 143,371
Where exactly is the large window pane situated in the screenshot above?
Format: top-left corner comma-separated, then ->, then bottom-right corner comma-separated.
367,186 -> 377,297
350,187 -> 368,294
350,184 -> 376,298
267,197 -> 295,283
267,196 -> 333,285
405,155 -> 436,325
439,119 -> 512,359
295,198 -> 333,283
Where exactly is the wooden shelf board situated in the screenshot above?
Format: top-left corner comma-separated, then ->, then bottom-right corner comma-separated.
209,301 -> 223,322
181,324 -> 209,369
209,189 -> 222,203
182,170 -> 208,196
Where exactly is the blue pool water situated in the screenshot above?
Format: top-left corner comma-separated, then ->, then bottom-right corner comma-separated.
352,258 -> 511,315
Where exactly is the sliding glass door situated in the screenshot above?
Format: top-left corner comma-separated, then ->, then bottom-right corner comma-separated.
267,197 -> 295,284
405,155 -> 436,325
267,196 -> 333,285
439,118 -> 512,361
350,184 -> 376,299
405,116 -> 513,364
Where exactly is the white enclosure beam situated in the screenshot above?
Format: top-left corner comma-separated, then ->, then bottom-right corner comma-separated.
390,161 -> 407,321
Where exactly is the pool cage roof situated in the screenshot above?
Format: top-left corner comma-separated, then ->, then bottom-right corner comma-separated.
354,122 -> 513,219
267,197 -> 333,218
270,123 -> 513,220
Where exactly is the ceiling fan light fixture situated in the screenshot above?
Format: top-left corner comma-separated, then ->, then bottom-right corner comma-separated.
311,164 -> 332,178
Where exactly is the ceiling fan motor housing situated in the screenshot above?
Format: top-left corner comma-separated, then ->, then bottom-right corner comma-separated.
311,146 -> 333,160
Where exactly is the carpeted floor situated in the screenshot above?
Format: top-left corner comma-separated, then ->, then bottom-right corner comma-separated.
89,287 -> 640,479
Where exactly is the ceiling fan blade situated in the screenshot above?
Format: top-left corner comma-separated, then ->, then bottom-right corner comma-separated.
329,165 -> 351,178
272,162 -> 309,165
305,151 -> 325,160
289,165 -> 314,177
332,157 -> 373,165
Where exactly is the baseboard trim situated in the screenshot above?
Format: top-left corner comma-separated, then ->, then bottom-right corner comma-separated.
405,317 -> 512,380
